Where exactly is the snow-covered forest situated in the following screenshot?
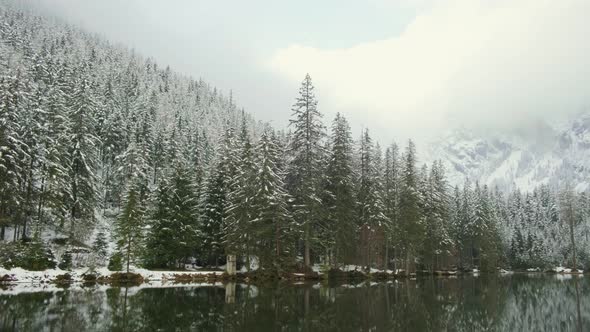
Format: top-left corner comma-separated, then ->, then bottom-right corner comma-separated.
0,4 -> 588,275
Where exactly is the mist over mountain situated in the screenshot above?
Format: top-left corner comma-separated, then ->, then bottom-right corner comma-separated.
429,111 -> 590,191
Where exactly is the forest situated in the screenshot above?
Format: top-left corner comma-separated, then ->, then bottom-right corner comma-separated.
1,5 -> 589,276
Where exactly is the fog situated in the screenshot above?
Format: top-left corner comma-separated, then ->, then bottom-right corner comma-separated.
27,0 -> 590,148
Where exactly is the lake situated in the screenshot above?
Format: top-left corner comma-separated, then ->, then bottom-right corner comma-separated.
1,275 -> 588,331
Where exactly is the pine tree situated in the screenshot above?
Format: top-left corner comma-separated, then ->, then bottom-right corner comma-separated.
145,124 -> 200,269
421,161 -> 452,271
199,127 -> 239,267
449,185 -> 463,267
115,186 -> 145,273
65,73 -> 100,240
383,143 -> 401,270
0,74 -> 27,240
398,140 -> 423,275
560,183 -> 578,269
34,59 -> 70,234
355,129 -> 388,269
323,113 -> 356,266
249,129 -> 295,273
477,184 -> 502,271
460,179 -> 477,269
143,179 -> 175,268
92,228 -> 109,264
224,117 -> 257,267
286,74 -> 326,268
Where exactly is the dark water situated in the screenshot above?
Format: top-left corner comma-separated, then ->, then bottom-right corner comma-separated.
1,275 -> 588,331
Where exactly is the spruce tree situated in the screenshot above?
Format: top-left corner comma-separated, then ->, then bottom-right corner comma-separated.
65,74 -> 100,240
355,129 -> 388,269
92,228 -> 109,264
224,117 -> 257,268
0,74 -> 26,240
383,143 -> 401,270
421,161 -> 452,271
249,129 -> 295,273
398,140 -> 423,275
199,127 -> 239,267
323,113 -> 356,266
115,186 -> 145,273
286,74 -> 326,268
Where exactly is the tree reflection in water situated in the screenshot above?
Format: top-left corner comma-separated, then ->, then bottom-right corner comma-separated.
1,275 -> 588,331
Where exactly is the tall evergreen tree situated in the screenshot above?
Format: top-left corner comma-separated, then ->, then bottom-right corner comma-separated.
398,140 -> 423,275
286,74 -> 326,268
199,127 -> 239,266
421,161 -> 452,271
65,74 -> 100,239
249,129 -> 295,273
355,129 -> 388,269
323,113 -> 356,266
383,143 -> 401,270
224,117 -> 257,268
0,74 -> 27,240
115,186 -> 145,273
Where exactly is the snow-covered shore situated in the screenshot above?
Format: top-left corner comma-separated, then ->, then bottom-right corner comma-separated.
0,266 -> 225,284
1,265 -> 586,292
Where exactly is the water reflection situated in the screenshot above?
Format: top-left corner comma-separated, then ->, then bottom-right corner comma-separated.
1,275 -> 588,331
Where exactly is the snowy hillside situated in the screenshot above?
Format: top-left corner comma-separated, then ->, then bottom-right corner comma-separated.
429,113 -> 590,191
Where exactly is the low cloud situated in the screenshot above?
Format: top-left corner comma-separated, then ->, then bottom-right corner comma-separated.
269,0 -> 590,144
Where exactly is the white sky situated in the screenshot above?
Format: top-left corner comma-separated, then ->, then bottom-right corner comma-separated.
29,0 -> 590,148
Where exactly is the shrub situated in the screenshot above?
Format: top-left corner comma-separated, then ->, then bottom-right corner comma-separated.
108,252 -> 123,271
108,272 -> 143,284
58,251 -> 73,270
0,239 -> 56,270
54,273 -> 73,284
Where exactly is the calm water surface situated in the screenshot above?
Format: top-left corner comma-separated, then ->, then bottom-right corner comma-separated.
1,275 -> 588,331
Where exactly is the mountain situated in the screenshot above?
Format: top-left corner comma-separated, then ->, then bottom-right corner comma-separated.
0,2 -> 261,242
429,113 -> 590,191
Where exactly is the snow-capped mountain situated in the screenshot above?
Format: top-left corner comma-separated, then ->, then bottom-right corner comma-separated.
429,112 -> 590,192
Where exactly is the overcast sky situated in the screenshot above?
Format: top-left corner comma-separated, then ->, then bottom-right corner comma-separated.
30,0 -> 590,148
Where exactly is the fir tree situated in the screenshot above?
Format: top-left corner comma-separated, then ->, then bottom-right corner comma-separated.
199,127 -> 239,267
65,74 -> 100,239
398,140 -> 423,275
92,229 -> 109,264
323,113 -> 356,266
115,186 -> 145,273
0,74 -> 27,240
249,129 -> 296,273
355,129 -> 388,269
286,74 -> 326,267
224,117 -> 257,268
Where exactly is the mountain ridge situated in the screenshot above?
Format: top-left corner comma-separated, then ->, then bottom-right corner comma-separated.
429,112 -> 590,191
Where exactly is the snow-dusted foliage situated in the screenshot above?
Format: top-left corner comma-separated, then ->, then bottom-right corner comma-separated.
0,2 -> 587,273
0,4 -> 257,245
430,113 -> 590,192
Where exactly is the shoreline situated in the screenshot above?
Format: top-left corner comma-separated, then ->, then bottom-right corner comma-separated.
1,267 -> 586,288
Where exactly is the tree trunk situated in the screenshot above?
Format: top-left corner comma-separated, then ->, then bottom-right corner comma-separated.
275,218 -> 280,260
384,238 -> 389,271
126,236 -> 131,273
405,250 -> 411,276
37,174 -> 46,236
471,238 -> 475,269
304,223 -> 311,267
246,242 -> 251,272
569,215 -> 577,269
22,159 -> 34,240
103,167 -> 110,216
